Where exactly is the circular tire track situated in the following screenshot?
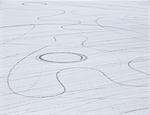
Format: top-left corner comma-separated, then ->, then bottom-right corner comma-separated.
38,52 -> 87,63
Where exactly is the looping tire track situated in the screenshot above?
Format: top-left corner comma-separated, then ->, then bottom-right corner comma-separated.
128,56 -> 150,76
7,45 -> 145,98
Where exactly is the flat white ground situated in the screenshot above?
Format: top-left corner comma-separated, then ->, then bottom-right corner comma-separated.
0,0 -> 149,115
